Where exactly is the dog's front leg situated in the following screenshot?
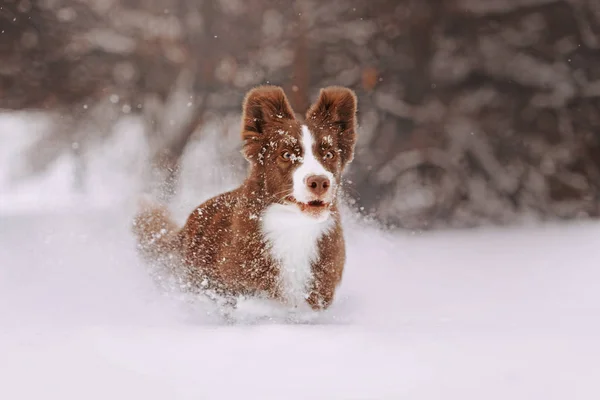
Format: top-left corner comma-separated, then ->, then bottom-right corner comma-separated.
306,261 -> 342,310
306,287 -> 334,310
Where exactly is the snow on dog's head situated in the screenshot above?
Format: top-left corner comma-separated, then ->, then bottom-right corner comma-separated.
241,85 -> 357,219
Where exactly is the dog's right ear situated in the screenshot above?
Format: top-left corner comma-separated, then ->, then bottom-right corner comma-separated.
241,85 -> 295,162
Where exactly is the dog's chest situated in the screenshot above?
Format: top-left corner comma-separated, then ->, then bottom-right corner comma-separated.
260,204 -> 334,305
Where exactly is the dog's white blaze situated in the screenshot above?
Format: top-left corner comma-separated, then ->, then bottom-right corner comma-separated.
261,203 -> 334,306
292,125 -> 335,203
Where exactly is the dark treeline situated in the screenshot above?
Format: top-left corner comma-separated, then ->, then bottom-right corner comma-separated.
2,0 -> 599,228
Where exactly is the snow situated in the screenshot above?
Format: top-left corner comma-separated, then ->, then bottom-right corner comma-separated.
2,209 -> 600,399
1,115 -> 600,399
0,113 -> 148,215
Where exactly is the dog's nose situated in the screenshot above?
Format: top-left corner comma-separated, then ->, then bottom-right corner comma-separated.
305,175 -> 330,196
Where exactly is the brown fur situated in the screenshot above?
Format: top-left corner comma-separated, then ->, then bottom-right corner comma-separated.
133,85 -> 358,310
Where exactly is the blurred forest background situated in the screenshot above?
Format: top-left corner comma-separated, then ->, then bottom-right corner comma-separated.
1,0 -> 600,229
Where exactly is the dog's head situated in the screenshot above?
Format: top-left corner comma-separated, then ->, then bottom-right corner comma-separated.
241,85 -> 357,218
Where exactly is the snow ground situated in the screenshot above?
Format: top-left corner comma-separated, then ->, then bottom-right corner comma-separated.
2,209 -> 600,399
1,116 -> 600,399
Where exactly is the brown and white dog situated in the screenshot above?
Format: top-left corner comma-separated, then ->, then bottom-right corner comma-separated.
133,85 -> 357,311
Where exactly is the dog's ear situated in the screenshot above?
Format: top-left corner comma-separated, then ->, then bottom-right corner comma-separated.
241,85 -> 295,162
306,86 -> 358,165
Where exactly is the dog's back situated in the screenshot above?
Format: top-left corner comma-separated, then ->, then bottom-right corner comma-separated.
132,190 -> 240,292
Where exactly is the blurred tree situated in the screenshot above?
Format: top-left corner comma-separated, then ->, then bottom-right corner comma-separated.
1,0 -> 599,227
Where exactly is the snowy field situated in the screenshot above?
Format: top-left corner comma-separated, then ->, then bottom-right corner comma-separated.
1,115 -> 600,399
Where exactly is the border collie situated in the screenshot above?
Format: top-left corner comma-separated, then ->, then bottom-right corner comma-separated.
133,85 -> 358,310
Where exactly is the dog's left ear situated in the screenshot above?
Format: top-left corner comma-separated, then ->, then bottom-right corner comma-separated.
306,86 -> 358,165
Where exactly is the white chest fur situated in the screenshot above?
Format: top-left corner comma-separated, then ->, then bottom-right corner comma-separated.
261,204 -> 334,306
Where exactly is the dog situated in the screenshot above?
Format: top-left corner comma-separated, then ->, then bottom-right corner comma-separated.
133,85 -> 358,310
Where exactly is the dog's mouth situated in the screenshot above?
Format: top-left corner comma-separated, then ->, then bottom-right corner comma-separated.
284,196 -> 331,214
307,200 -> 325,207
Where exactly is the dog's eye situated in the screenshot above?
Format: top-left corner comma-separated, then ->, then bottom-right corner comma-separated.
324,151 -> 335,160
281,151 -> 292,161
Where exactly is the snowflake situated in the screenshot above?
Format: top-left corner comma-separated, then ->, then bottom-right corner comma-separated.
283,135 -> 297,145
289,154 -> 303,163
